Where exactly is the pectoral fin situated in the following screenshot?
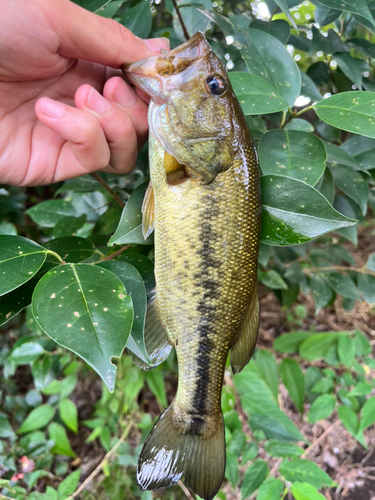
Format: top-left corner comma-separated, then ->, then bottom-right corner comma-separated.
130,288 -> 173,370
142,181 -> 155,239
230,287 -> 259,374
164,151 -> 186,185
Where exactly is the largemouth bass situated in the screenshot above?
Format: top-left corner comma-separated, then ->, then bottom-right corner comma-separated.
124,32 -> 261,500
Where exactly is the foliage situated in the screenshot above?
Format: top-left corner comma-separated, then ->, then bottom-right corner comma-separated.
1,0 -> 375,499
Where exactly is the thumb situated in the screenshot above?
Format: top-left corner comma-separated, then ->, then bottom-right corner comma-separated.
49,0 -> 170,67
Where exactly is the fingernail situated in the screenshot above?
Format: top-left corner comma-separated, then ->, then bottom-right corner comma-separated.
41,97 -> 65,118
113,80 -> 136,108
143,37 -> 170,53
87,87 -> 111,114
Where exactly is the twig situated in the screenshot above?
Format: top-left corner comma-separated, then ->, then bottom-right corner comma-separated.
303,265 -> 375,278
90,172 -> 125,208
178,480 -> 196,500
67,420 -> 133,499
95,245 -> 129,263
0,495 -> 15,500
171,0 -> 190,41
301,419 -> 341,458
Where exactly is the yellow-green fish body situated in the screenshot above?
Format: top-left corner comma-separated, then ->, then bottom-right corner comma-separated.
125,32 -> 261,500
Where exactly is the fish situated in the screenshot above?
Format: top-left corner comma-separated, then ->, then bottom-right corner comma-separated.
124,32 -> 261,500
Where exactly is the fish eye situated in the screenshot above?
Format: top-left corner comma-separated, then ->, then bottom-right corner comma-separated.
206,75 -> 226,96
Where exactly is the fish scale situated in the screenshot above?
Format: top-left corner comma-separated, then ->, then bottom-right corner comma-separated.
125,32 -> 261,500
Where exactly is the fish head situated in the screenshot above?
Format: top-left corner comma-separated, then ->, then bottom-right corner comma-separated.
124,32 -> 241,183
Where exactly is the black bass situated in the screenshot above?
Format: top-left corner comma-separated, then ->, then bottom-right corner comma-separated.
124,32 -> 261,500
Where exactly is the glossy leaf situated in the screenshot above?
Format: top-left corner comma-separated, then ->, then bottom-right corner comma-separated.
26,200 -> 76,228
241,460 -> 269,499
44,237 -> 96,263
250,19 -> 290,44
52,214 -> 87,239
334,53 -> 365,90
300,71 -> 322,102
32,264 -> 133,391
49,422 -> 75,457
279,358 -> 304,414
279,458 -> 335,488
259,130 -> 326,185
309,274 -> 334,313
324,142 -> 364,171
196,9 -> 234,37
0,236 -> 47,296
260,175 -> 356,246
313,0 -> 375,27
256,477 -> 284,500
10,342 -> 44,364
264,440 -> 303,458
98,261 -> 149,364
315,92 -> 375,139
347,38 -> 375,59
118,254 -> 155,294
284,119 -> 314,133
358,273 -> 375,304
299,333 -> 340,360
109,182 -> 153,246
259,270 -> 288,290
0,276 -> 39,326
18,405 -> 55,434
241,29 -> 300,107
291,482 -> 326,500
326,271 -> 360,300
329,166 -> 368,215
229,73 -> 288,115
121,2 -> 152,38
307,394 -> 335,423
272,0 -> 298,30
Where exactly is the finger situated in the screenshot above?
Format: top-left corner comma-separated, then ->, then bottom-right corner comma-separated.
34,96 -> 137,182
48,0 -> 170,67
103,77 -> 149,143
75,83 -> 141,172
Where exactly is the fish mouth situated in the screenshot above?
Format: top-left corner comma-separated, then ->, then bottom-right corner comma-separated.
123,32 -> 211,103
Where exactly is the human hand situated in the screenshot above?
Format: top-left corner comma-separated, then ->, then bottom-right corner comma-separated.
0,0 -> 169,186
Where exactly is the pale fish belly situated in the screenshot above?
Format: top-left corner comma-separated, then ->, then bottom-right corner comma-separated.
149,134 -> 261,423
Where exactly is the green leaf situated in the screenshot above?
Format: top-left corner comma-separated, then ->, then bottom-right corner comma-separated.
173,0 -> 212,42
254,350 -> 279,399
300,71 -> 322,102
272,0 -> 298,30
0,221 -> 17,235
0,236 -> 47,296
256,477 -> 284,500
57,469 -> 80,499
98,261 -> 149,364
225,450 -> 239,489
49,422 -> 75,457
250,19 -> 290,44
259,130 -> 326,186
274,331 -> 314,353
338,335 -> 355,367
196,9 -> 234,37
358,273 -> 375,304
279,358 -> 304,414
279,458 -> 335,488
359,397 -> 375,431
315,92 -> 375,139
347,382 -> 372,397
121,2 -> 152,38
329,166 -> 368,216
347,38 -> 375,59
32,263 -> 133,392
229,73 -> 288,115
109,182 -> 153,246
0,416 -> 16,439
307,394 -> 336,423
264,440 -> 303,458
334,53 -> 365,91
241,460 -> 269,499
284,119 -> 314,133
259,270 -> 288,290
59,399 -> 78,433
326,272 -> 360,300
44,237 -> 96,263
145,368 -> 168,408
299,333 -> 340,361
366,254 -> 375,272
118,253 -> 155,294
338,406 -> 364,446
26,200 -> 76,228
241,29 -> 300,107
333,195 -> 358,245
309,275 -> 334,313
52,215 -> 87,239
18,405 -> 55,434
311,377 -> 334,394
260,175 -> 356,246
291,482 -> 326,500
10,342 -> 44,364
313,0 -> 375,27
324,142 -> 364,171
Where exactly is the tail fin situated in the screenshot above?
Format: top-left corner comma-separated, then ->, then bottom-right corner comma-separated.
137,405 -> 225,500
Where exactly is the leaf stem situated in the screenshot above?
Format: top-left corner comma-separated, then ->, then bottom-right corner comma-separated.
171,0 -> 190,41
46,250 -> 65,264
293,105 -> 314,118
90,172 -> 125,209
95,245 -> 129,264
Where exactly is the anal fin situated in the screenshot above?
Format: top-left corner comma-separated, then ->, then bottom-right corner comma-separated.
130,288 -> 172,370
142,181 -> 155,240
230,286 -> 259,374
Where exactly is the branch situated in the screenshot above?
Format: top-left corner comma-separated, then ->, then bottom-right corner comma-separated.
171,0 -> 190,41
301,419 -> 341,458
90,172 -> 125,209
303,265 -> 375,278
178,480 -> 196,500
95,245 -> 129,263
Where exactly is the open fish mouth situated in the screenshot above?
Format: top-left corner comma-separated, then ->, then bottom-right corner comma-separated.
123,32 -> 211,103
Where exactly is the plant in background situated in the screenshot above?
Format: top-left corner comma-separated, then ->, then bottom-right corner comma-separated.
0,0 -> 375,499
